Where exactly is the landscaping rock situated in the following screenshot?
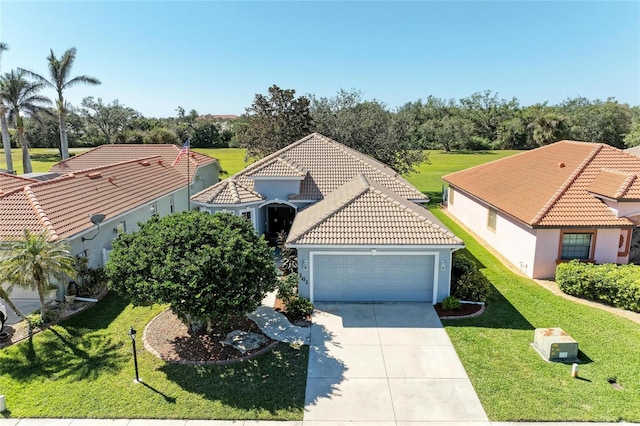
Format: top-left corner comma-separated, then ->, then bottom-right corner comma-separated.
220,330 -> 267,354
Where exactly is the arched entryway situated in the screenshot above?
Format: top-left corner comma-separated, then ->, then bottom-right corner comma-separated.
265,203 -> 296,245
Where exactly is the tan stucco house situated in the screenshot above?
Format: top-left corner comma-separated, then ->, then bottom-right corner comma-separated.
192,133 -> 463,303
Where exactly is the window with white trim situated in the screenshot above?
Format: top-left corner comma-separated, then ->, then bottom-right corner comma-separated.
169,195 -> 175,213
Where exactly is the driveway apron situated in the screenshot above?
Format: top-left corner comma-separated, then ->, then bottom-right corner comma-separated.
303,303 -> 488,424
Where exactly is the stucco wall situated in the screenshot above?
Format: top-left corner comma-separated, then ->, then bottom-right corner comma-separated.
68,186 -> 189,271
448,187 -> 538,277
296,247 -> 456,303
253,179 -> 301,200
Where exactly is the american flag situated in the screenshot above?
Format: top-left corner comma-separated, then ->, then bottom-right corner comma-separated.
172,139 -> 190,166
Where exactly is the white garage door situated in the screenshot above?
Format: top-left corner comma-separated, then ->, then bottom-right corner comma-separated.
312,253 -> 435,302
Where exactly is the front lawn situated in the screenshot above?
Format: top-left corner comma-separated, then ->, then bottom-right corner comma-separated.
0,293 -> 308,420
432,208 -> 640,422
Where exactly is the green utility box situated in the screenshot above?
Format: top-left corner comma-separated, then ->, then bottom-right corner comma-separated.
533,328 -> 579,362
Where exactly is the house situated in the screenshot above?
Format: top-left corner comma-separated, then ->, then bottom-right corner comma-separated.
443,141 -> 640,279
49,144 -> 221,195
192,133 -> 464,303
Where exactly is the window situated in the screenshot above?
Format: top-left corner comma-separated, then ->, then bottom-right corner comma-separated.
561,232 -> 593,260
241,211 -> 252,221
115,221 -> 126,235
169,195 -> 175,213
487,208 -> 497,232
150,203 -> 157,216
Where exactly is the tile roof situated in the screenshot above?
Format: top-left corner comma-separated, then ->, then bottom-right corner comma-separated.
193,133 -> 426,204
0,157 -> 186,240
625,146 -> 640,157
193,178 -> 264,205
286,174 -> 463,246
443,141 -> 640,228
0,172 -> 38,195
50,144 -> 219,182
247,156 -> 307,178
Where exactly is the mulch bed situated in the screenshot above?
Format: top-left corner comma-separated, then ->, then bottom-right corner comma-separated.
435,302 -> 484,318
143,309 -> 276,364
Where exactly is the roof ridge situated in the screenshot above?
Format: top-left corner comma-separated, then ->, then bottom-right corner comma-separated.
234,134 -> 317,179
531,143 -> 603,225
287,175 -> 370,243
229,180 -> 241,203
367,181 -> 461,240
615,173 -> 637,199
37,156 -> 167,188
23,185 -> 59,240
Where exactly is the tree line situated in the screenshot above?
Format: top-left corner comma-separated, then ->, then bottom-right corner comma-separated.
2,43 -> 639,175
236,85 -> 640,174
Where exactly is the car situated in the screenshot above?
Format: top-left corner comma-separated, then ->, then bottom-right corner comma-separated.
0,301 -> 6,329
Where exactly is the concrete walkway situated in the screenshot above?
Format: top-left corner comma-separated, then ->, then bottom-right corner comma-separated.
303,302 -> 488,424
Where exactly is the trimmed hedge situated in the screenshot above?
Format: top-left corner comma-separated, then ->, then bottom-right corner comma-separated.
451,253 -> 491,302
555,260 -> 640,312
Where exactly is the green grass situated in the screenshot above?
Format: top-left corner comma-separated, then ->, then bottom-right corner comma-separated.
404,150 -> 521,201
193,147 -> 248,177
431,209 -> 640,422
0,293 -> 308,420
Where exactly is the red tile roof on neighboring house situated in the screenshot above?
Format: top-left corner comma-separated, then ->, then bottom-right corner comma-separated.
443,141 -> 640,228
50,144 -> 218,182
287,174 -> 462,246
193,133 -> 426,204
0,172 -> 38,195
0,157 -> 186,240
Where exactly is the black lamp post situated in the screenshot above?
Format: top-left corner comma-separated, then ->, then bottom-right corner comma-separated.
128,326 -> 140,383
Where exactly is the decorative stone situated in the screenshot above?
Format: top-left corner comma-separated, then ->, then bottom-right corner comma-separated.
220,330 -> 267,354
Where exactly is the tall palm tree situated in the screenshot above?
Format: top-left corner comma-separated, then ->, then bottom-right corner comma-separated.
0,230 -> 77,321
0,70 -> 51,174
22,47 -> 100,160
0,42 -> 13,173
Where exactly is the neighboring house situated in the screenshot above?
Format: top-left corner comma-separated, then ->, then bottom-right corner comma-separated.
0,173 -> 38,194
443,141 -> 640,279
50,144 -> 221,195
192,133 -> 464,303
0,157 -> 199,300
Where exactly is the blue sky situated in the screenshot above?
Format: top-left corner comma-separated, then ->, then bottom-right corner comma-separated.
1,1 -> 638,118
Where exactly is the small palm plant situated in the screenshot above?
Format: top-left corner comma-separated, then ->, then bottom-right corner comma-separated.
0,230 -> 77,322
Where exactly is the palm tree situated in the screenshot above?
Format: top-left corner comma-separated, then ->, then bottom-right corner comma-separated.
0,230 -> 77,321
22,47 -> 100,160
0,70 -> 51,174
0,42 -> 13,173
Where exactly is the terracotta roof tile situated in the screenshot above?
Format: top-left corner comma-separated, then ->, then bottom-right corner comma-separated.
287,174 -> 462,246
193,179 -> 264,205
588,169 -> 636,199
50,144 -> 218,182
0,157 -> 186,239
228,133 -> 426,202
443,141 -> 640,228
0,172 -> 38,195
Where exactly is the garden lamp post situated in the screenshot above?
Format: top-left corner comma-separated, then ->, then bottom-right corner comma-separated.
128,326 -> 140,383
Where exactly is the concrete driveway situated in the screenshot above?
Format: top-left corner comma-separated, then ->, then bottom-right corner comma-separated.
304,303 -> 489,425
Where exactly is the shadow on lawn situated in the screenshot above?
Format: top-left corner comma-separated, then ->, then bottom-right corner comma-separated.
0,330 -> 125,382
159,343 -> 309,413
445,284 -> 534,331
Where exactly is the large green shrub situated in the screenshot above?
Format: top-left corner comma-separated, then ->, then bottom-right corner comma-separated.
105,211 -> 278,332
451,252 -> 491,302
556,260 -> 640,312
